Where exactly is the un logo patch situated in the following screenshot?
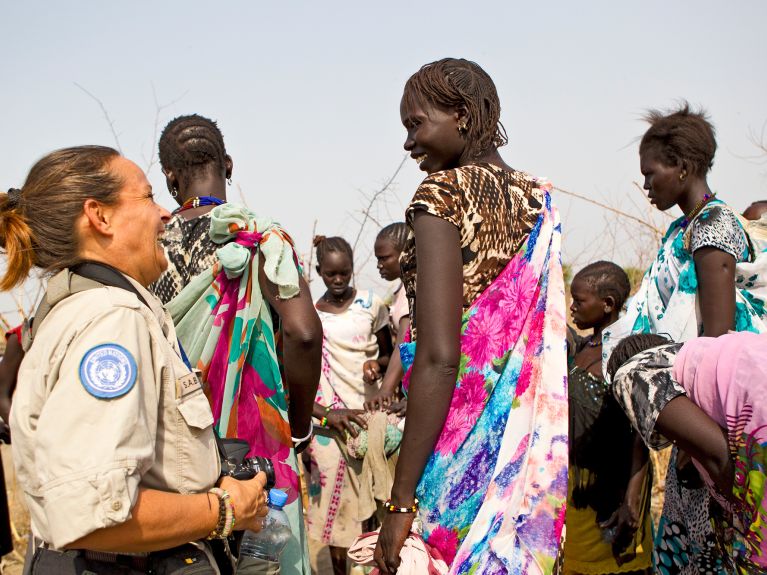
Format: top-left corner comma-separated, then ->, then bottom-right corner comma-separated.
79,344 -> 137,399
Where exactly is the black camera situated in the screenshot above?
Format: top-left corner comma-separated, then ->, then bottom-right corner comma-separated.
218,438 -> 276,490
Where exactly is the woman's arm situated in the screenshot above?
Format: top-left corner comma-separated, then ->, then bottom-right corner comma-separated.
364,325 -> 394,383
67,474 -> 268,552
376,212 -> 462,574
365,316 -> 410,411
390,213 -> 462,504
258,261 -> 322,440
0,333 -> 23,434
655,395 -> 733,496
694,247 -> 737,337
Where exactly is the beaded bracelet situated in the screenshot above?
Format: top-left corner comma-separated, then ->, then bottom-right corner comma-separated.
383,497 -> 419,514
316,404 -> 333,427
207,487 -> 236,539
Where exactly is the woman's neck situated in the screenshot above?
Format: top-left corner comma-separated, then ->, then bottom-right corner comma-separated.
322,287 -> 355,305
178,175 -> 227,207
677,178 -> 713,216
461,148 -> 513,172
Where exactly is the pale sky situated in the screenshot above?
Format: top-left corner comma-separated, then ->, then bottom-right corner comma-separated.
2,0 -> 766,324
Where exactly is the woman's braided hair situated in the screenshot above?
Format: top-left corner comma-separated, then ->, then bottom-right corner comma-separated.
158,114 -> 228,183
313,235 -> 354,269
574,261 -> 631,310
376,222 -> 408,253
402,58 -> 507,161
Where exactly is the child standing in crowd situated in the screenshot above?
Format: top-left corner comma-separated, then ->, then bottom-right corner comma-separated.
365,222 -> 410,413
306,236 -> 392,575
565,262 -> 653,574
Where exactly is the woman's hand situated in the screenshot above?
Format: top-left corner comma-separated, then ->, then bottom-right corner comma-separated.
386,399 -> 407,416
363,359 -> 382,384
219,473 -> 269,532
327,408 -> 367,438
364,392 -> 397,412
374,512 -> 415,574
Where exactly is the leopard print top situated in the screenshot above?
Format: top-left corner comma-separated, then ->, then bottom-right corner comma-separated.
151,212 -> 218,304
400,163 -> 545,339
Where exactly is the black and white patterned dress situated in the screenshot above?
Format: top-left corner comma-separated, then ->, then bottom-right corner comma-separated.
613,345 -> 736,575
152,213 -> 218,304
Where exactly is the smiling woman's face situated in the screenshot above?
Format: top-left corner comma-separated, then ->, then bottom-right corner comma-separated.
105,157 -> 172,286
400,97 -> 466,175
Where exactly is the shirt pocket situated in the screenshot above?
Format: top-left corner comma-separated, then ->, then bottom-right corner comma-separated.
177,389 -> 214,431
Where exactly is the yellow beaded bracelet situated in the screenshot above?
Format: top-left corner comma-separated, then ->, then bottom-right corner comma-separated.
383,497 -> 419,513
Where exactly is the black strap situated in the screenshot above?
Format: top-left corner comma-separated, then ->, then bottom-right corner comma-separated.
70,261 -> 150,309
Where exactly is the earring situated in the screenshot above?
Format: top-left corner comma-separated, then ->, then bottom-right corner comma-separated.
457,121 -> 468,134
171,187 -> 178,198
679,171 -> 687,181
227,178 -> 232,187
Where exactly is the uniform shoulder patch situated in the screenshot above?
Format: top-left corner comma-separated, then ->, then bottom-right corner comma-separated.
79,344 -> 138,399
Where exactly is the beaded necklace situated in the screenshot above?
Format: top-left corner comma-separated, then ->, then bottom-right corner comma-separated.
680,193 -> 716,229
173,196 -> 226,215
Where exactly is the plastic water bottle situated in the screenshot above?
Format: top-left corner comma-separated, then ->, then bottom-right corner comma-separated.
236,489 -> 292,574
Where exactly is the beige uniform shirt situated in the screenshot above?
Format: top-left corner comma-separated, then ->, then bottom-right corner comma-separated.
10,270 -> 220,549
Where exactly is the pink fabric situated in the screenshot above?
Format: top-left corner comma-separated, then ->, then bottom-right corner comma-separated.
347,530 -> 449,574
672,332 -> 766,431
673,331 -> 767,568
390,284 -> 409,333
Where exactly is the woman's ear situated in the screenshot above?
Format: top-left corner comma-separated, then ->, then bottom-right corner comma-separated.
82,198 -> 114,236
455,105 -> 469,130
603,295 -> 617,314
225,155 -> 233,180
162,168 -> 178,193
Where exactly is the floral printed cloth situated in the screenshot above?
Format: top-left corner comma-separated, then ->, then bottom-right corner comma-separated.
400,192 -> 568,574
166,203 -> 310,575
602,200 -> 767,372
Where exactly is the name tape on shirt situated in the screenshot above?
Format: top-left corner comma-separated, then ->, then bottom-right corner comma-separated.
176,370 -> 203,399
79,344 -> 137,399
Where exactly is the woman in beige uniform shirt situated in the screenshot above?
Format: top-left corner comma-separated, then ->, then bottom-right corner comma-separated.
2,146 -> 268,574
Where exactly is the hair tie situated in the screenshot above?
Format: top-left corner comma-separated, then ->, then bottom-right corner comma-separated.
312,235 -> 327,247
5,188 -> 21,209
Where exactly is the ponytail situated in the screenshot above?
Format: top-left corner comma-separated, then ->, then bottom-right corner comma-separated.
0,189 -> 35,290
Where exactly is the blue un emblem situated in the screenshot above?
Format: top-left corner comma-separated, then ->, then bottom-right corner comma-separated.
79,344 -> 137,399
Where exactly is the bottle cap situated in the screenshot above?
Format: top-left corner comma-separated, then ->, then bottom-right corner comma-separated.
268,488 -> 289,508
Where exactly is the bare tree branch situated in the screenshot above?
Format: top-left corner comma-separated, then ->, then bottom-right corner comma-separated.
305,219 -> 318,283
351,153 -> 408,255
552,184 -> 664,235
73,82 -> 123,153
143,84 -> 189,174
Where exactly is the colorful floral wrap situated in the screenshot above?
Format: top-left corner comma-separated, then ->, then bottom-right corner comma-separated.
400,193 -> 568,574
603,199 -> 767,575
603,200 -> 767,372
167,203 -> 310,575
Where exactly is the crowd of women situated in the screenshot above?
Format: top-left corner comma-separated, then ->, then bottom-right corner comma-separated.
0,56 -> 766,575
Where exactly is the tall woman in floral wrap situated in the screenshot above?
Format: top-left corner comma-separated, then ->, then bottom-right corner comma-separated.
375,58 -> 568,575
